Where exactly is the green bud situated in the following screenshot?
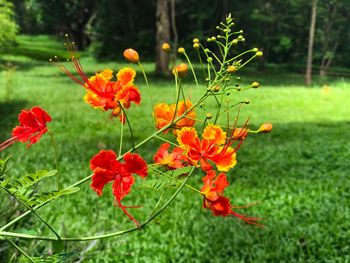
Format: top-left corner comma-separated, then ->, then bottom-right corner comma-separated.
205,113 -> 213,119
244,99 -> 250,104
207,57 -> 213,63
256,51 -> 263,57
251,81 -> 260,88
252,48 -> 258,52
232,39 -> 238,45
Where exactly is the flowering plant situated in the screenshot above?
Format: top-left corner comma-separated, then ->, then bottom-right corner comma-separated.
0,15 -> 271,259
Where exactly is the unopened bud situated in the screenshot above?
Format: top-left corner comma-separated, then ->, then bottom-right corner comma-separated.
244,99 -> 250,104
193,43 -> 200,49
252,48 -> 258,52
227,65 -> 237,74
258,123 -> 273,133
123,48 -> 139,63
256,51 -> 263,57
232,39 -> 238,45
193,38 -> 199,43
178,47 -> 185,54
211,36 -> 216,41
207,57 -> 213,63
205,113 -> 213,119
213,85 -> 220,92
162,43 -> 171,52
172,63 -> 188,78
251,82 -> 260,88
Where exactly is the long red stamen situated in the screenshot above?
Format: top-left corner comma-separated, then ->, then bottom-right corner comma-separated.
0,137 -> 17,152
115,197 -> 140,227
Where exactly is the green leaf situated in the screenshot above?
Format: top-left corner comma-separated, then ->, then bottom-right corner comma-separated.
0,156 -> 11,178
28,187 -> 80,207
14,170 -> 57,189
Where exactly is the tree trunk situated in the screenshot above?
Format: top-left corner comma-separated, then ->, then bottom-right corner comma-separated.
155,0 -> 170,75
170,0 -> 178,60
305,0 -> 318,86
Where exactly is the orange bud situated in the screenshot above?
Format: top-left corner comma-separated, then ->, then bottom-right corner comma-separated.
233,128 -> 249,140
123,48 -> 139,63
227,65 -> 237,74
172,63 -> 188,78
258,123 -> 273,133
162,42 -> 171,52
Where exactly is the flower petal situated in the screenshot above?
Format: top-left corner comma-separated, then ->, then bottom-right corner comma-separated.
90,167 -> 115,196
117,67 -> 136,86
213,147 -> 237,172
90,150 -> 118,171
123,153 -> 148,178
202,124 -> 226,145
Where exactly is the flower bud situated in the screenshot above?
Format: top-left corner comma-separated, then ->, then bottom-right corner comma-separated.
211,36 -> 216,41
205,113 -> 213,119
207,57 -> 213,63
227,65 -> 237,74
252,48 -> 258,52
162,43 -> 171,52
178,47 -> 185,54
172,63 -> 188,78
258,123 -> 273,133
123,48 -> 139,64
243,99 -> 250,104
193,38 -> 199,43
256,51 -> 263,57
232,39 -> 238,45
213,85 -> 220,92
251,82 -> 260,88
193,43 -> 200,49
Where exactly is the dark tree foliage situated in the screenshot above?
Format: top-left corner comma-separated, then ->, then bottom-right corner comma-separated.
9,0 -> 350,71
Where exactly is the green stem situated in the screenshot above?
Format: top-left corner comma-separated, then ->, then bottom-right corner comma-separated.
6,238 -> 35,263
138,61 -> 156,129
1,187 -> 61,240
118,112 -> 124,156
118,103 -> 135,150
48,130 -> 59,191
183,52 -> 198,86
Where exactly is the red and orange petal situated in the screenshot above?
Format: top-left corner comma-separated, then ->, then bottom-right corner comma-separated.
117,67 -> 136,86
123,153 -> 148,178
153,143 -> 185,169
202,124 -> 226,145
176,127 -> 200,150
171,101 -> 196,128
213,146 -> 237,172
154,103 -> 173,131
84,91 -> 106,110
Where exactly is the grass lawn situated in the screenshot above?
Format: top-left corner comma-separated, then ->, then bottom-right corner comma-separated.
1,35 -> 350,262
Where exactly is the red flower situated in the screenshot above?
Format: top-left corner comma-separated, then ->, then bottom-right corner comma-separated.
201,170 -> 263,226
90,150 -> 148,225
0,106 -> 51,151
153,142 -> 186,169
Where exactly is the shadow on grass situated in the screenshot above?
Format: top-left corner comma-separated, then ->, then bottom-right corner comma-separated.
0,100 -> 28,141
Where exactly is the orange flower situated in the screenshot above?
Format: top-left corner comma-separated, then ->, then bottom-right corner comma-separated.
53,38 -> 141,123
177,124 -> 240,172
153,143 -> 187,169
154,100 -> 195,133
123,48 -> 139,64
201,170 -> 263,226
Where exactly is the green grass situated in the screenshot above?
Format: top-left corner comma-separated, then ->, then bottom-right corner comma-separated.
1,35 -> 350,262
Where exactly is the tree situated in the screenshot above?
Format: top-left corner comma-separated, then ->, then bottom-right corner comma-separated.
155,0 -> 170,75
305,0 -> 318,85
0,0 -> 18,49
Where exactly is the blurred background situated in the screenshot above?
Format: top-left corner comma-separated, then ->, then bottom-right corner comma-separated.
1,0 -> 350,262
